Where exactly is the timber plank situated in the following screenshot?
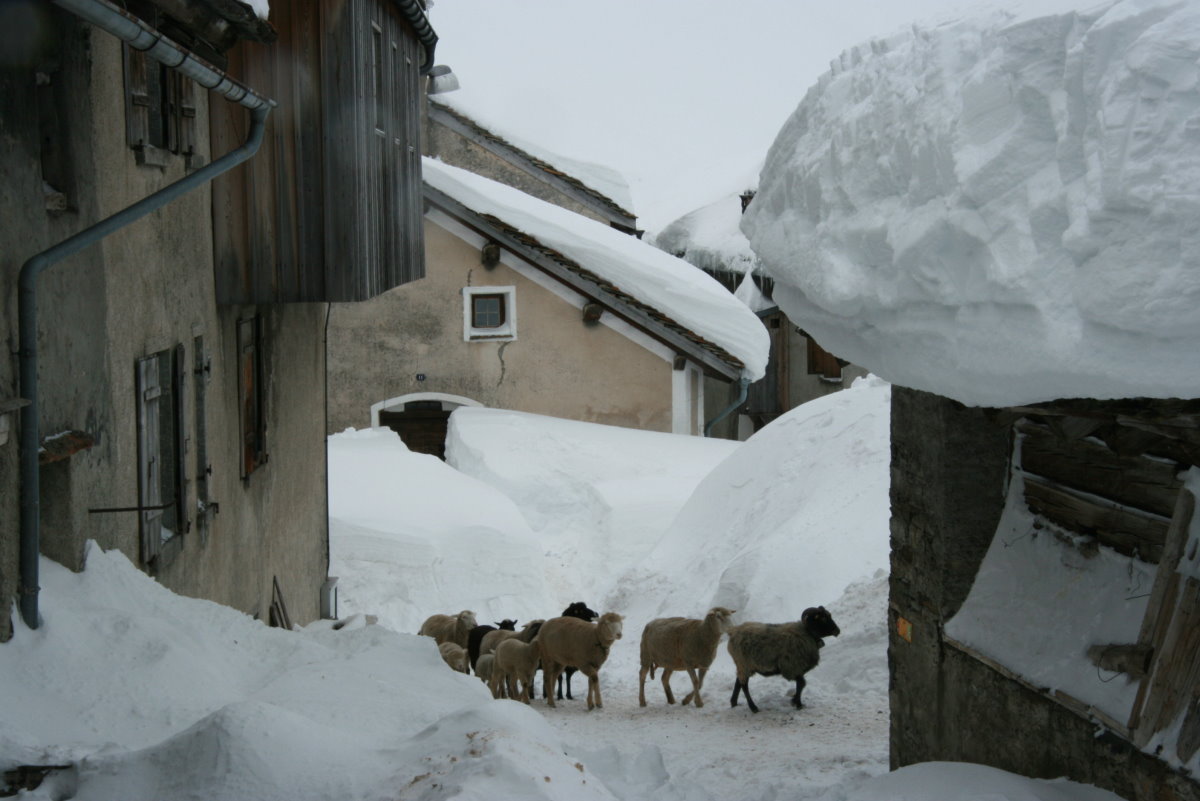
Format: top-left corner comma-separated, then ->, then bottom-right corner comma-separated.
1018,420 -> 1182,517
1022,476 -> 1168,563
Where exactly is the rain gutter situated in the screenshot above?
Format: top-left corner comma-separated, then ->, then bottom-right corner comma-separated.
18,0 -> 275,629
704,376 -> 751,438
392,0 -> 439,74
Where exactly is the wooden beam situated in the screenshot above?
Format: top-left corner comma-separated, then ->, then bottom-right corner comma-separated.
1022,475 -> 1169,563
1129,488 -> 1195,742
1018,420 -> 1182,518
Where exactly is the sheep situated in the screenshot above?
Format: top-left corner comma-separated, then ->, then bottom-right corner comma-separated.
418,610 -> 478,649
467,619 -> 517,673
474,653 -> 495,685
726,605 -> 840,714
554,601 -> 598,701
638,606 -> 735,708
438,641 -> 469,674
537,612 -> 624,710
479,618 -> 544,659
490,637 -> 542,703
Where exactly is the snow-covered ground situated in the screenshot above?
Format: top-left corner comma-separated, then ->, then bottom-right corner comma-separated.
0,378 -> 1126,799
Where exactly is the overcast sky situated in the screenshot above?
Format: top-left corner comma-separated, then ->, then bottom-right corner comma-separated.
427,0 -> 1003,232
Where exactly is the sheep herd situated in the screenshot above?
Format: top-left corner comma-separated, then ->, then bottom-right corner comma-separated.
418,602 -> 841,714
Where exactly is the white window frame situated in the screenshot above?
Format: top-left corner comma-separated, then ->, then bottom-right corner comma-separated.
462,285 -> 517,342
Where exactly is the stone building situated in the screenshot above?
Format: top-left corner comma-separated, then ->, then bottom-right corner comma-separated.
1,0 -> 438,638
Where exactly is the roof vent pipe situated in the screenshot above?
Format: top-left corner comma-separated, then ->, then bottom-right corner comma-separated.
18,0 -> 275,630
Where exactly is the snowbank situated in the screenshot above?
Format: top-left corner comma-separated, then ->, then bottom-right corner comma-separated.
328,427 -> 557,633
653,193 -> 761,277
424,157 -> 770,381
609,375 -> 892,625
0,545 -> 612,801
445,407 -> 739,604
744,0 -> 1200,407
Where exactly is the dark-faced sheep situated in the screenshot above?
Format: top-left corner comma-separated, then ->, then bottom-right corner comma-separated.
418,610 -> 477,649
727,606 -> 840,713
639,606 -> 735,708
467,619 -> 517,672
554,601 -> 598,700
538,612 -> 624,710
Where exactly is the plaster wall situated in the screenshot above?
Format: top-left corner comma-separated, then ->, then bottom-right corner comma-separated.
2,14 -> 329,634
327,215 -> 675,434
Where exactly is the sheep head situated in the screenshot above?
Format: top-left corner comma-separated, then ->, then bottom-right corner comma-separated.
495,619 -> 517,630
597,612 -> 624,645
563,601 -> 598,621
707,606 -> 736,632
801,606 -> 840,640
458,610 -> 478,629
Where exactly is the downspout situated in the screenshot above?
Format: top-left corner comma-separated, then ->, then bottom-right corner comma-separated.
18,0 -> 275,629
704,376 -> 751,438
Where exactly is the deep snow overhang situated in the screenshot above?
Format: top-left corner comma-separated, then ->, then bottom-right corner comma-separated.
424,183 -> 746,382
429,101 -> 638,232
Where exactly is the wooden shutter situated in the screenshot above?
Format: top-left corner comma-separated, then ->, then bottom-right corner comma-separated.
136,355 -> 164,563
238,317 -> 265,477
807,337 -> 844,381
124,46 -> 151,150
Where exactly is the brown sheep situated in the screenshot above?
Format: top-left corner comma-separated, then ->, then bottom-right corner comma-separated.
638,606 -> 735,708
438,641 -> 469,674
418,610 -> 477,649
490,638 -> 541,703
537,612 -> 624,710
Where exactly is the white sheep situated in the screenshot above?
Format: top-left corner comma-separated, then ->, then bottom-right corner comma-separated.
490,637 -> 541,703
537,612 -> 624,710
479,618 -> 543,659
727,606 -> 841,713
638,606 -> 735,708
474,653 -> 495,685
418,610 -> 478,649
438,641 -> 469,674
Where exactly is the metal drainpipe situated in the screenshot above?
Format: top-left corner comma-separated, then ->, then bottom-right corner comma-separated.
704,376 -> 751,438
17,0 -> 275,629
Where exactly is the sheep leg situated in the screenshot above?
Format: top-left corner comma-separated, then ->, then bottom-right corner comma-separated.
731,677 -> 759,713
506,674 -> 518,700
791,675 -> 806,709
544,664 -> 561,708
584,668 -> 601,710
681,667 -> 704,707
660,669 -> 676,704
638,664 -> 649,707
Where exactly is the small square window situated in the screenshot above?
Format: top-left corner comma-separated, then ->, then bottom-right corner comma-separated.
463,286 -> 516,341
472,294 -> 506,329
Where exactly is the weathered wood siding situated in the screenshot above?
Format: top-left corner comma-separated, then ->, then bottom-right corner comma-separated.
211,0 -> 424,304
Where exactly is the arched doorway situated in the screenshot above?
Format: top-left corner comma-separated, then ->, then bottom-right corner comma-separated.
371,393 -> 482,460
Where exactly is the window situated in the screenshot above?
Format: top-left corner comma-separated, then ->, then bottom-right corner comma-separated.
123,43 -> 197,167
238,315 -> 267,478
463,286 -> 516,341
136,345 -> 187,568
806,336 -> 845,382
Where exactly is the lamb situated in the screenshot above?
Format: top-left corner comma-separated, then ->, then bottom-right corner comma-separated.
638,606 -> 735,708
467,619 -> 517,673
438,641 -> 469,674
478,619 -> 544,663
490,637 -> 541,703
474,653 -> 495,685
537,612 -> 624,710
554,601 -> 598,701
418,610 -> 478,649
726,605 -> 840,714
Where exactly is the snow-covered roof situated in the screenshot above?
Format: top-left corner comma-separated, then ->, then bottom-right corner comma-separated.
423,157 -> 769,381
743,0 -> 1200,407
431,97 -> 636,223
654,193 -> 760,278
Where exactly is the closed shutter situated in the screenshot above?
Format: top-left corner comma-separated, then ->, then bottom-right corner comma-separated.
137,355 -> 164,563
